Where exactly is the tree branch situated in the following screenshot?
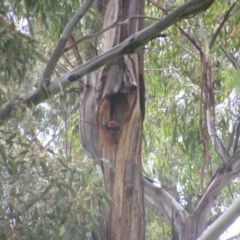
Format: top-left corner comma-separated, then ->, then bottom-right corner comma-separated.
64,15 -> 161,53
0,0 -> 215,124
33,49 -> 68,74
209,1 -> 238,49
233,118 -> 240,153
220,46 -> 239,70
40,0 -> 94,89
144,151 -> 240,238
143,177 -> 188,239
194,150 -> 240,236
197,196 -> 240,240
68,35 -> 83,66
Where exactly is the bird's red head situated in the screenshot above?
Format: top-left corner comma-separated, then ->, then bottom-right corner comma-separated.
107,120 -> 117,127
103,120 -> 120,132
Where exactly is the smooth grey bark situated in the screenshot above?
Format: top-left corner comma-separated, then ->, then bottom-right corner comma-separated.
40,0 -> 94,88
197,197 -> 240,240
83,0 -> 146,239
0,0 -> 215,123
144,148 -> 240,239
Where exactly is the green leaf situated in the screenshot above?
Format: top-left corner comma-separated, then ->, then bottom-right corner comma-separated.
0,144 -> 7,162
24,198 -> 39,211
57,182 -> 75,193
39,184 -> 53,199
234,70 -> 240,93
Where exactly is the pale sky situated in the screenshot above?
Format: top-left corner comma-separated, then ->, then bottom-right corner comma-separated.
220,216 -> 240,240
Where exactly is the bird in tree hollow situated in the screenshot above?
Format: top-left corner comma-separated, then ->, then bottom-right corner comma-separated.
103,120 -> 121,132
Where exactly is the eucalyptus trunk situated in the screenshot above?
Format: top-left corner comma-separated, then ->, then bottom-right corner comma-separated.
79,0 -> 145,239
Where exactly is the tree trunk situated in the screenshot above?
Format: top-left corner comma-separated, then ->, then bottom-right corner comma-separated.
78,1 -> 225,240
79,0 -> 145,239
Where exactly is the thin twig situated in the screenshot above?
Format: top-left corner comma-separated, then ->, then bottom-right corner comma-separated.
68,34 -> 83,66
64,15 -> 161,52
63,54 -> 75,69
150,0 -> 203,56
33,49 -> 68,74
31,115 -> 57,144
199,59 -> 208,193
40,0 -> 94,89
0,0 -> 216,124
227,184 -> 234,200
170,38 -> 198,61
150,0 -> 208,194
219,46 -> 238,70
233,118 -> 240,153
209,1 -> 238,49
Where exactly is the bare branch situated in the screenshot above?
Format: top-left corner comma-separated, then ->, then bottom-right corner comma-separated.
150,0 -> 215,19
224,232 -> 240,240
33,49 -> 68,74
151,0 -> 217,195
180,0 -> 215,19
220,46 -> 239,70
40,0 -> 94,88
199,55 -> 209,193
68,35 -> 83,66
227,120 -> 238,152
151,0 -> 204,55
233,118 -> 240,153
65,15 -> 161,53
202,55 -> 230,165
197,196 -> 240,240
194,151 -> 240,236
0,0 -> 215,124
143,177 -> 188,239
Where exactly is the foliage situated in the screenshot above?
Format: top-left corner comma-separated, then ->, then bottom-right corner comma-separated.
0,108 -> 111,239
143,0 -> 240,235
0,1 -> 109,239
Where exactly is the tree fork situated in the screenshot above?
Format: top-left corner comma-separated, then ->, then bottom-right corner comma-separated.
79,0 -> 145,239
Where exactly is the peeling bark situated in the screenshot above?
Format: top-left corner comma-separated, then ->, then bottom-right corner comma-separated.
0,0 -> 215,124
79,0 -> 145,239
78,44 -> 100,159
96,1 -> 145,239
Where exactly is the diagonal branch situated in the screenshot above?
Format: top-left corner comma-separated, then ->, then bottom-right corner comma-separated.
197,196 -> 240,240
233,118 -> 240,153
150,0 -> 203,58
64,15 -> 161,53
33,49 -> 68,74
0,0 -> 215,124
209,1 -> 238,49
143,177 -> 189,239
143,148 -> 240,238
194,150 -> 240,237
220,46 -> 239,70
40,0 -> 94,89
179,0 -> 215,19
201,54 -> 230,165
